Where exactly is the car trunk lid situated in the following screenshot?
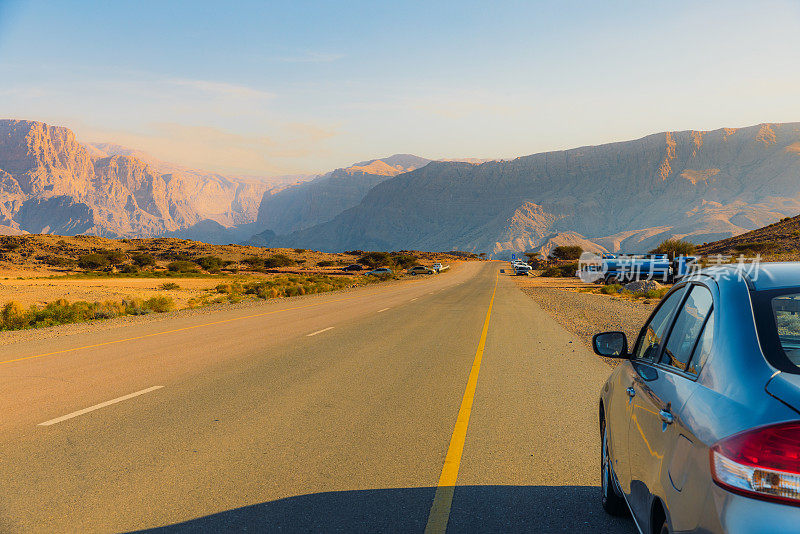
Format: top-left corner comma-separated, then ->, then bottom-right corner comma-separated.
766,372 -> 800,414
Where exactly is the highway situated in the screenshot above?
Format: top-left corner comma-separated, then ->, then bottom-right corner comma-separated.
0,262 -> 634,533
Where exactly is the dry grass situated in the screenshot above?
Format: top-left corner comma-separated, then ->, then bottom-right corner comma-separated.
0,234 -> 471,329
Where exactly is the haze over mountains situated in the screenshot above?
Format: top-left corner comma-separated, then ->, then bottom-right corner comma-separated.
2,119 -> 800,255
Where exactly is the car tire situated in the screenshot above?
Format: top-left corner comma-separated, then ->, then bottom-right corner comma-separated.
601,421 -> 628,516
658,520 -> 669,534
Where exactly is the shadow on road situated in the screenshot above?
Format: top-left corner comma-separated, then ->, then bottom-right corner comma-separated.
131,485 -> 634,533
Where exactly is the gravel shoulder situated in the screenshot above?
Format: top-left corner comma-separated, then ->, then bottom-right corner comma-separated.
517,282 -> 658,366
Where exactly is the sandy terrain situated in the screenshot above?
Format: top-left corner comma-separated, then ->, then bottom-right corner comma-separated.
0,235 -> 471,311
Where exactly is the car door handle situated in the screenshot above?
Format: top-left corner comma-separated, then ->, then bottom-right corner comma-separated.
626,387 -> 636,398
659,410 -> 674,425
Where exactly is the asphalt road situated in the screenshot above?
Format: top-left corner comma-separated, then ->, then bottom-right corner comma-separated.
0,262 -> 634,533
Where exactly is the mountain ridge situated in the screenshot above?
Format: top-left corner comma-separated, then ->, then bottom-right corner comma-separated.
260,122 -> 800,254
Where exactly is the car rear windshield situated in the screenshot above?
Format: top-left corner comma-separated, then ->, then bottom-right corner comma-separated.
752,289 -> 800,373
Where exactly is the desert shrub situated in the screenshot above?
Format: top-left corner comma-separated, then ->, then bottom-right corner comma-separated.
242,256 -> 265,270
391,253 -> 419,269
358,251 -> 391,268
539,262 -> 579,277
144,296 -> 174,313
131,253 -> 155,267
243,274 -> 351,299
638,287 -> 670,299
316,260 -> 335,267
600,284 -> 623,295
1,301 -> 27,329
650,239 -> 697,259
3,241 -> 21,251
96,248 -> 126,265
78,253 -> 109,270
119,263 -> 140,274
167,260 -> 200,273
197,255 -> 223,272
160,282 -> 180,290
215,282 -> 243,295
263,254 -> 295,268
549,246 -> 583,261
40,255 -> 77,268
293,248 -> 306,253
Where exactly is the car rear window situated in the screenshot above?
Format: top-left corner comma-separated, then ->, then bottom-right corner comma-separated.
753,289 -> 800,373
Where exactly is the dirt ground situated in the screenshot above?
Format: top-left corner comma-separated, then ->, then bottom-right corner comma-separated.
0,274 -> 250,308
513,274 -> 660,366
0,235 -> 473,310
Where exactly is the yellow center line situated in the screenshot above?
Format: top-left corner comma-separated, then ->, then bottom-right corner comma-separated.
0,289 -> 392,366
424,271 -> 499,534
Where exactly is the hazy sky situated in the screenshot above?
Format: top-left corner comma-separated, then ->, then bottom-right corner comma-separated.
1,0 -> 799,176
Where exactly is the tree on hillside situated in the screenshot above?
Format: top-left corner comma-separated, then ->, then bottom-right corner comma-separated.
549,245 -> 583,261
358,252 -> 391,268
650,239 -> 697,259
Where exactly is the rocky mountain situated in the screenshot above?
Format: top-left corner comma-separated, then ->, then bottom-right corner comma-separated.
262,123 -> 800,255
0,120 -> 270,237
252,154 -> 431,238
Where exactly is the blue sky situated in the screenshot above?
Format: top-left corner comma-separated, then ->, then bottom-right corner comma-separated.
1,0 -> 799,175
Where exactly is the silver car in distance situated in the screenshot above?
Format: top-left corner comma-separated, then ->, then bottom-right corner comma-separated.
594,263 -> 800,533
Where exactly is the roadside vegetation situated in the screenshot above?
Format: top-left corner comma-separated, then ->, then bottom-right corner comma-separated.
548,245 -> 583,260
0,235 -> 470,332
540,262 -> 579,277
0,296 -> 175,331
650,239 -> 697,259
595,283 -> 669,300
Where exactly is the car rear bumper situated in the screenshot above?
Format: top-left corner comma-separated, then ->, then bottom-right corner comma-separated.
693,484 -> 800,533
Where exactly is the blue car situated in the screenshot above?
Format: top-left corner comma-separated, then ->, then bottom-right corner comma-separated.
594,263 -> 800,533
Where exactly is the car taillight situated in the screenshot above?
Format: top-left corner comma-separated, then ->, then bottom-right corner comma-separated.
711,421 -> 800,506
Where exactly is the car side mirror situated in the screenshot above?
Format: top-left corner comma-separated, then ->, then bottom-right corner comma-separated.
592,331 -> 629,358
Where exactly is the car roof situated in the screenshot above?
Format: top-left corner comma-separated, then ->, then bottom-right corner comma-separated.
693,262 -> 800,291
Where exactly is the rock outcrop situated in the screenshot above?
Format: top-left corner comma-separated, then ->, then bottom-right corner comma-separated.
0,119 -> 269,237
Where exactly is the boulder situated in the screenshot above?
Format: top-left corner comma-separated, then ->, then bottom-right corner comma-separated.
624,280 -> 663,293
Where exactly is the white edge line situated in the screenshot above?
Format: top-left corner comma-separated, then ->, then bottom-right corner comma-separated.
377,307 -> 390,313
38,386 -> 164,426
307,326 -> 334,337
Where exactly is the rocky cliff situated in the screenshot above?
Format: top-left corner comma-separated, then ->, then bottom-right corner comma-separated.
0,120 -> 269,237
254,154 -> 431,235
267,123 -> 800,254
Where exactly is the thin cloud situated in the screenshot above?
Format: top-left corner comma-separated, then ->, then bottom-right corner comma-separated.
167,78 -> 274,100
276,52 -> 344,63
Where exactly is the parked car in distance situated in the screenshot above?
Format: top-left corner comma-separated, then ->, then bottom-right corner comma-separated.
366,268 -> 393,276
407,265 -> 435,275
514,263 -> 532,276
594,262 -> 800,533
341,264 -> 363,271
